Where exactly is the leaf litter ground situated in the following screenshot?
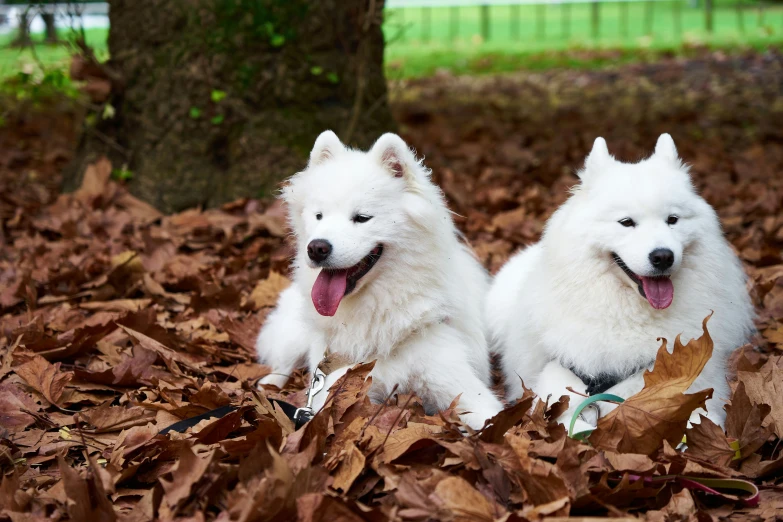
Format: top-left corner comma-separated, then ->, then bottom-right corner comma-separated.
1,51 -> 783,521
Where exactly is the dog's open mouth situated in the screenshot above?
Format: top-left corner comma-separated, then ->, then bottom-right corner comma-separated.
611,253 -> 674,310
311,245 -> 383,316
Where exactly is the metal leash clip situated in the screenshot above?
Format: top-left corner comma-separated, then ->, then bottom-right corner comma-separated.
293,369 -> 326,426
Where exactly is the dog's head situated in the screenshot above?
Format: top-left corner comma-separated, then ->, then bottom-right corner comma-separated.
283,131 -> 439,316
563,134 -> 718,310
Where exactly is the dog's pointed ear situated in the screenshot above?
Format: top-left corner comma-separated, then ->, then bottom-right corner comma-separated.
309,130 -> 344,167
579,137 -> 611,182
370,133 -> 419,180
654,133 -> 678,161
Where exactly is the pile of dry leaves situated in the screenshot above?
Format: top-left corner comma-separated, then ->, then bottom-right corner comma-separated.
1,52 -> 783,521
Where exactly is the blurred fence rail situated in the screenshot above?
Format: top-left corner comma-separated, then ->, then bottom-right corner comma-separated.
384,0 -> 782,47
0,3 -> 107,15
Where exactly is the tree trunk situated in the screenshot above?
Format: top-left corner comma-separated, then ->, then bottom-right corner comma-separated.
42,12 -> 58,43
11,10 -> 32,48
64,0 -> 396,213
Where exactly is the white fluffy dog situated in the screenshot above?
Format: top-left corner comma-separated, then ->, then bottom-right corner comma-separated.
256,131 -> 503,429
487,134 -> 755,427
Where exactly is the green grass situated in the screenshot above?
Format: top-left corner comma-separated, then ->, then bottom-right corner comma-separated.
384,40 -> 782,78
1,2 -> 782,82
0,27 -> 108,77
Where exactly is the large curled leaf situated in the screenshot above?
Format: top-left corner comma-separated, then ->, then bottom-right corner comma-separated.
590,315 -> 715,455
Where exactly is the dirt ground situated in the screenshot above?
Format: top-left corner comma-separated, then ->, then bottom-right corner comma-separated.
1,51 -> 782,521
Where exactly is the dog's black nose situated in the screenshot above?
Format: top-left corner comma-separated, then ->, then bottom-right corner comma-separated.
307,239 -> 332,263
649,248 -> 674,270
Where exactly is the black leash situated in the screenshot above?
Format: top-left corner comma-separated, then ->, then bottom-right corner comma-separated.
158,398 -> 308,435
160,359 -> 655,434
160,369 -> 327,436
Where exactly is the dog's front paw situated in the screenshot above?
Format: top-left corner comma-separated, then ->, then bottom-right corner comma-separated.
258,373 -> 289,389
559,404 -> 599,436
459,411 -> 493,431
569,417 -> 597,435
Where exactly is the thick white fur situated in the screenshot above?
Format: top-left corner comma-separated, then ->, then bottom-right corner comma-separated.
487,134 -> 755,427
256,131 -> 503,429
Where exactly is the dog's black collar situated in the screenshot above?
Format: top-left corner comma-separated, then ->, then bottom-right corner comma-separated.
566,362 -> 652,396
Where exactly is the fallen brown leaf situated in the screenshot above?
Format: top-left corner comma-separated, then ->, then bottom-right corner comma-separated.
685,415 -> 736,467
14,354 -> 73,406
331,441 -> 366,492
590,316 -> 715,455
725,380 -> 774,459
736,358 -> 783,438
158,446 -> 215,518
432,476 -> 496,521
246,271 -> 290,310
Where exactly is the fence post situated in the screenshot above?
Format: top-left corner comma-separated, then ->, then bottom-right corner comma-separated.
481,4 -> 491,42
736,0 -> 744,33
705,0 -> 713,33
536,3 -> 546,39
398,8 -> 405,43
511,4 -> 521,40
592,1 -> 600,40
621,1 -> 629,38
674,0 -> 682,39
423,6 -> 432,42
645,1 -> 654,36
450,6 -> 460,40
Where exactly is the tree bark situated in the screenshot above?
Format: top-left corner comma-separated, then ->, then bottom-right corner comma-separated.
42,12 -> 58,43
11,10 -> 33,48
64,0 -> 396,213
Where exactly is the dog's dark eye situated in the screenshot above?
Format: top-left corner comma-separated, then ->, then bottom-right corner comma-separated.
352,214 -> 373,224
667,215 -> 679,225
315,212 -> 323,220
618,218 -> 636,228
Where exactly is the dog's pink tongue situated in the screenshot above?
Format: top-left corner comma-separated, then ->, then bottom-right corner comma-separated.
311,269 -> 348,316
641,277 -> 674,310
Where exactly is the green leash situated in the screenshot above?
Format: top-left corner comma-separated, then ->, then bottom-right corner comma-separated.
568,393 -> 625,439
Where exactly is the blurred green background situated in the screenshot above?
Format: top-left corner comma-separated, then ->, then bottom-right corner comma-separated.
1,0 -> 781,80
